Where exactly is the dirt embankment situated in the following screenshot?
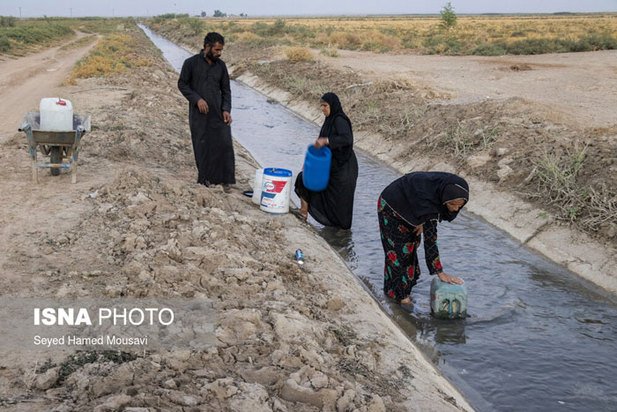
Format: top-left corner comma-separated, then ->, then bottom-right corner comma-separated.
218,44 -> 617,295
0,26 -> 472,411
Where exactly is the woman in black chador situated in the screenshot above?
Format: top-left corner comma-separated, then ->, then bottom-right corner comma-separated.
294,92 -> 358,230
377,171 -> 469,306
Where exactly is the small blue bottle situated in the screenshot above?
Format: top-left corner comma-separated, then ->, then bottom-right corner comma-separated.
295,249 -> 305,265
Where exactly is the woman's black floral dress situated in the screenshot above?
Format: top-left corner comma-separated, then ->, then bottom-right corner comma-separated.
378,196 -> 443,301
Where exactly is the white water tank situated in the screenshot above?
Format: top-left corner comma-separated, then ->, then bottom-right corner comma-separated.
39,98 -> 73,131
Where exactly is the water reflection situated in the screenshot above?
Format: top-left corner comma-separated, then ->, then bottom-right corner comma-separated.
432,320 -> 467,345
318,227 -> 355,260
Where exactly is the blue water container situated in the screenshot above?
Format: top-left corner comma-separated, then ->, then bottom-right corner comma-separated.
430,276 -> 468,319
302,145 -> 331,192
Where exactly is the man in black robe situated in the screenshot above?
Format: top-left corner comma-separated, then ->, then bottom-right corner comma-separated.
178,32 -> 235,191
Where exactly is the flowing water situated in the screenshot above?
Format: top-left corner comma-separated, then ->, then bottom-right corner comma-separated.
140,25 -> 617,412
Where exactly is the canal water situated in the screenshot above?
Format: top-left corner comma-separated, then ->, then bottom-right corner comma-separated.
140,25 -> 617,412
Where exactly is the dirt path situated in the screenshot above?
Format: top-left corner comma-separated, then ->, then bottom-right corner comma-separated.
0,34 -> 102,288
0,33 -> 96,144
325,49 -> 617,129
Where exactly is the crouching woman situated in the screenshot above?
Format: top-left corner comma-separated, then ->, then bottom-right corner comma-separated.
377,171 -> 469,306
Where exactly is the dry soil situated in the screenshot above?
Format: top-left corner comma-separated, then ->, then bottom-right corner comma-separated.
0,29 -> 472,411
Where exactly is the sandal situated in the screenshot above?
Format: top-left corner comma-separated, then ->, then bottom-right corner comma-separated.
290,208 -> 308,221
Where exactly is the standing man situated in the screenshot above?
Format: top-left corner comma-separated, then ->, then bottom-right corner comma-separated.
178,32 -> 234,192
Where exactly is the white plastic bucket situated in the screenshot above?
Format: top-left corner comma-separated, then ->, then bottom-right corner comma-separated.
39,98 -> 73,131
260,168 -> 292,214
252,168 -> 264,205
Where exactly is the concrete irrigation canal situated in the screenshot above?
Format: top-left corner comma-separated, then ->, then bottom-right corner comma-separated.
140,24 -> 617,412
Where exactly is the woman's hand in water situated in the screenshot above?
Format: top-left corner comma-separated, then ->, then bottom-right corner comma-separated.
438,272 -> 464,285
314,137 -> 328,149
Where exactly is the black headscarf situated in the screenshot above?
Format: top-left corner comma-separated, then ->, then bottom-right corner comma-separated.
380,171 -> 469,225
319,92 -> 353,165
440,181 -> 470,221
319,92 -> 352,139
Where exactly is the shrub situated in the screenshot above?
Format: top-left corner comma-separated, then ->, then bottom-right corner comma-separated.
472,41 -> 507,55
328,32 -> 362,49
440,2 -> 457,30
158,13 -> 186,19
0,22 -> 72,51
1,16 -> 17,27
271,19 -> 286,35
284,46 -> 314,62
0,35 -> 9,52
423,33 -> 465,54
250,19 -> 291,38
361,41 -> 380,51
320,46 -> 339,57
186,18 -> 205,35
506,38 -> 568,54
401,32 -> 422,49
533,147 -> 588,223
287,24 -> 316,42
584,33 -> 617,50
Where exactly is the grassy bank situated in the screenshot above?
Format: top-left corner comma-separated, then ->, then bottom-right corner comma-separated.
0,17 -> 135,55
0,17 -> 73,54
0,16 -> 154,84
66,20 -> 153,85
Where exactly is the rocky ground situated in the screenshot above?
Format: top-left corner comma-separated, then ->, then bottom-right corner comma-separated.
0,26 -> 472,411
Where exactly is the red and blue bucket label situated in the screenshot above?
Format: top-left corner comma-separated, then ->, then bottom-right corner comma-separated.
260,168 -> 292,214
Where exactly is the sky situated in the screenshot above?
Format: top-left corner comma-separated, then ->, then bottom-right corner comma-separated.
1,0 -> 616,18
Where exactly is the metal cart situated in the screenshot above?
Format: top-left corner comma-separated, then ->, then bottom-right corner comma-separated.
19,111 -> 91,184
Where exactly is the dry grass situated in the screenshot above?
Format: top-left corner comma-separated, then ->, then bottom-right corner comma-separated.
529,145 -> 617,231
320,44 -> 340,57
445,122 -> 499,159
59,35 -> 97,51
284,46 -> 314,62
152,13 -> 617,55
67,33 -> 152,84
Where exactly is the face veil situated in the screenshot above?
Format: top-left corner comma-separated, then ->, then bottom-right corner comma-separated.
440,182 -> 469,221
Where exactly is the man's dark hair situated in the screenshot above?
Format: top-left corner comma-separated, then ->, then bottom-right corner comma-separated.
204,32 -> 225,48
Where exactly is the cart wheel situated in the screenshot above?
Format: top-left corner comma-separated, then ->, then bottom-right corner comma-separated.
50,146 -> 62,176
